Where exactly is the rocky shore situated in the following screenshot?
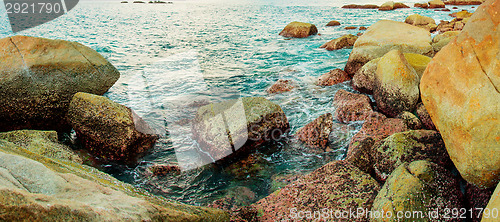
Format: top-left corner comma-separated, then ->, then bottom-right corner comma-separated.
0,0 -> 498,221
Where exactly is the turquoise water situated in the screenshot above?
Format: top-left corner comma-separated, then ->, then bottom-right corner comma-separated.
0,0 -> 477,206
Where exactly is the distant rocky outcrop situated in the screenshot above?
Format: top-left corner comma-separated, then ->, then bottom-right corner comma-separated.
444,0 -> 485,5
420,0 -> 500,188
428,0 -> 446,8
379,1 -> 410,10
341,4 -> 379,9
279,22 -> 318,38
0,36 -> 119,132
320,34 -> 357,50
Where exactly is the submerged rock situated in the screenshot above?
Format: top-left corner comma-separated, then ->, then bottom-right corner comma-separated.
148,164 -> 181,176
0,36 -> 120,132
0,130 -> 82,164
267,79 -> 295,94
326,20 -> 341,26
344,20 -> 433,76
420,0 -> 500,188
317,69 -> 350,86
374,50 -> 420,117
371,160 -> 463,222
254,160 -> 380,221
279,22 -> 318,38
333,89 -> 373,123
320,34 -> 357,50
295,113 -> 333,150
0,140 -> 228,221
192,97 -> 289,163
67,92 -> 158,165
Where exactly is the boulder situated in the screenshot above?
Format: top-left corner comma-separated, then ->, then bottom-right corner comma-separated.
279,22 -> 318,38
295,113 -> 333,150
450,10 -> 473,19
192,97 -> 289,163
319,34 -> 357,50
428,0 -> 446,8
371,130 -> 452,181
333,89 -> 373,123
344,20 -> 433,76
416,102 -> 437,130
317,69 -> 350,86
466,183 -> 495,222
341,4 -> 379,9
0,130 -> 82,163
326,20 -> 341,26
267,79 -> 295,93
0,140 -> 227,221
359,26 -> 367,30
420,0 -> 500,188
352,58 -> 380,94
404,53 -> 432,78
374,50 -> 420,117
415,2 -> 429,8
0,36 -> 120,132
483,183 -> 500,222
397,111 -> 423,130
349,111 -> 409,146
379,1 -> 395,10
433,31 -> 461,43
444,0 -> 484,5
405,14 -> 437,31
394,2 -> 410,9
253,160 -> 380,221
328,122 -> 356,151
345,137 -> 375,174
371,160 -> 464,221
67,92 -> 158,164
436,19 -> 467,32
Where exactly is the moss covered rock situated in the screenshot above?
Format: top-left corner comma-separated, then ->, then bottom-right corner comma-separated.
279,22 -> 318,38
0,36 -> 119,132
0,140 -> 228,221
372,160 -> 463,222
0,130 -> 82,163
67,92 -> 158,164
403,53 -> 432,79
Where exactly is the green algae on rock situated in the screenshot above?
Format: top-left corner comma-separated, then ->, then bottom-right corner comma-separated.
0,140 -> 228,221
67,92 -> 158,165
0,36 -> 120,132
0,130 -> 82,164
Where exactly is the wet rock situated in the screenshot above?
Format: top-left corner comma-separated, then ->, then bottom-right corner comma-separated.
482,183 -> 500,222
67,92 -> 158,164
192,97 -> 289,163
279,21 -> 318,38
0,36 -> 120,132
333,89 -> 373,123
374,50 -> 420,117
405,14 -> 437,31
326,20 -> 341,26
317,69 -> 350,86
253,160 -> 380,221
148,164 -> 181,176
295,113 -> 333,150
466,183 -> 495,222
371,160 -> 464,222
429,0 -> 446,8
420,0 -> 500,188
444,0 -> 485,5
0,130 -> 82,163
344,20 -> 433,75
416,102 -> 437,130
352,58 -> 380,94
320,34 -> 357,50
328,122 -> 355,150
371,130 -> 452,181
225,153 -> 269,180
0,140 -> 228,221
267,79 -> 295,94
397,111 -> 423,130
349,111 -> 409,146
341,4 -> 379,9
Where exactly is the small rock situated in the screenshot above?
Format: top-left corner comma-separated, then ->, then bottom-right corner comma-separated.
317,69 -> 350,86
319,34 -> 357,50
279,21 -> 318,38
295,113 -> 333,150
403,53 -> 432,78
397,111 -> 423,130
450,10 -> 473,20
326,20 -> 341,26
416,103 -> 437,130
341,4 -> 379,9
267,79 -> 295,94
359,26 -> 367,30
148,164 -> 181,176
333,89 -> 374,123
344,26 -> 357,30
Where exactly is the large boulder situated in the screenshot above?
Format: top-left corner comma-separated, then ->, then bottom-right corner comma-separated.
405,14 -> 437,31
320,34 -> 357,50
192,97 -> 289,163
0,140 -> 228,221
279,22 -> 318,38
371,130 -> 452,181
0,36 -> 119,132
344,20 -> 433,76
371,160 -> 464,221
352,58 -> 380,94
428,0 -> 446,8
333,89 -> 373,123
374,50 -> 420,117
317,69 -> 350,86
404,53 -> 432,78
0,130 -> 82,163
67,92 -> 158,164
253,160 -> 380,221
295,113 -> 333,150
483,183 -> 500,222
420,0 -> 500,188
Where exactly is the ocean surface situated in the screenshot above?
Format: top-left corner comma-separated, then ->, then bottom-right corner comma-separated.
0,0 -> 476,206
